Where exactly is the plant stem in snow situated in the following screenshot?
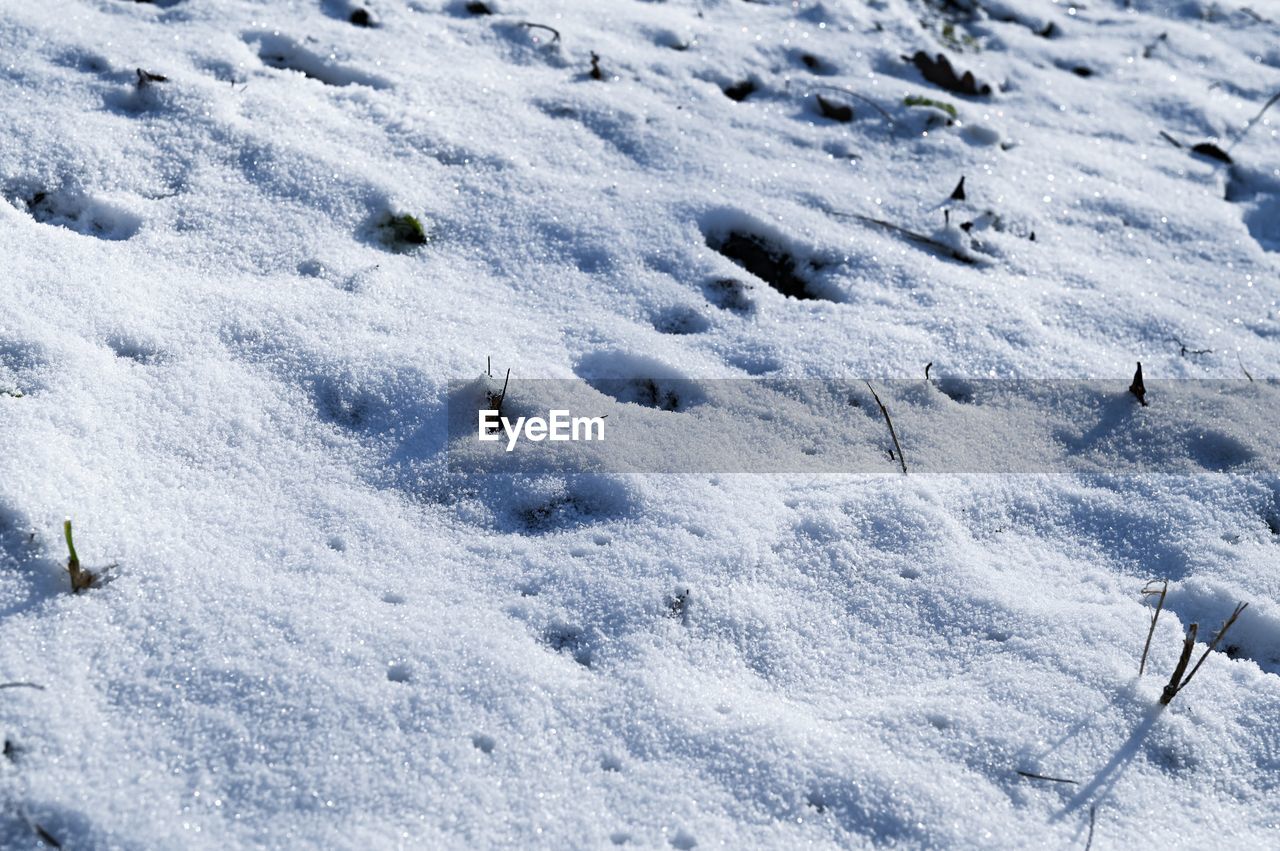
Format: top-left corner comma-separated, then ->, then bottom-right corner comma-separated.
864,381 -> 907,474
1139,579 -> 1167,677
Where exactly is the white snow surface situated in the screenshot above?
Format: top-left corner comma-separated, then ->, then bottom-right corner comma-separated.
2,0 -> 1280,848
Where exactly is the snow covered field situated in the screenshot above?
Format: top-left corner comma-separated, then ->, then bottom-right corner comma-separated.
2,0 -> 1279,847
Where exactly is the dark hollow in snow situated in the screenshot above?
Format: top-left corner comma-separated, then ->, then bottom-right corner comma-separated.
250,32 -> 390,88
651,306 -> 711,335
815,95 -> 853,122
542,625 -> 593,667
722,80 -> 756,101
13,188 -> 141,241
706,231 -> 829,302
798,52 -> 837,75
701,277 -> 755,313
586,378 -> 689,411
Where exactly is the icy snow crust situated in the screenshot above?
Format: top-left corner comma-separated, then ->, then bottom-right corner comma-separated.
2,0 -> 1279,848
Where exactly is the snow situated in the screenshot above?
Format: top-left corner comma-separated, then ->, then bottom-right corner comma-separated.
2,0 -> 1279,847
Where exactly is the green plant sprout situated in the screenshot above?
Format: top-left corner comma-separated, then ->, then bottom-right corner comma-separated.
903,95 -> 958,120
63,518 -> 98,593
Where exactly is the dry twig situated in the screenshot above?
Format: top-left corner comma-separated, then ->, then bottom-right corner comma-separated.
864,381 -> 907,474
1139,579 -> 1168,677
517,22 -> 561,43
1015,770 -> 1079,784
1159,602 -> 1248,705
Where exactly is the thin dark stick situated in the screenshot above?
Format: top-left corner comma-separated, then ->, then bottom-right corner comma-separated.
26,815 -> 61,849
494,368 -> 511,414
1228,89 -> 1280,151
1084,806 -> 1096,851
1237,352 -> 1254,382
517,22 -> 561,43
1139,579 -> 1167,677
1160,623 -> 1197,705
0,682 -> 46,691
831,209 -> 977,265
1015,770 -> 1079,785
800,82 -> 896,126
1178,602 -> 1248,689
864,381 -> 907,474
1168,336 -> 1212,357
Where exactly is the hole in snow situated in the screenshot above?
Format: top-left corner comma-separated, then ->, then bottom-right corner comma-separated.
576,351 -> 706,412
247,32 -> 391,88
722,80 -> 756,101
705,230 -> 833,302
651,306 -> 711,335
701,278 -> 755,314
8,187 -> 140,241
542,624 -> 593,667
669,829 -> 698,849
934,377 -> 974,404
106,335 -> 165,365
796,51 -> 837,75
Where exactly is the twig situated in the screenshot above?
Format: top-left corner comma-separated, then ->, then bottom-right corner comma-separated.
1139,580 -> 1168,677
1158,130 -> 1183,148
1159,622 -> 1197,705
135,68 -> 168,88
864,381 -> 907,474
1178,602 -> 1248,690
24,814 -> 61,849
489,368 -> 512,417
1084,805 -> 1097,851
1015,770 -> 1079,784
1158,602 -> 1248,704
517,21 -> 561,43
789,81 -> 896,127
924,362 -> 933,382
1228,89 -> 1280,151
1168,336 -> 1212,357
0,682 -> 46,691
1237,352 -> 1254,382
830,209 -> 977,265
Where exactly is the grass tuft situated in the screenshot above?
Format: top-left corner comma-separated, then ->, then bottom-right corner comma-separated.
379,213 -> 428,250
903,95 -> 957,119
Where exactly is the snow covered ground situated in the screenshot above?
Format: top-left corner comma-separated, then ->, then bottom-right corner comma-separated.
2,0 -> 1279,847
